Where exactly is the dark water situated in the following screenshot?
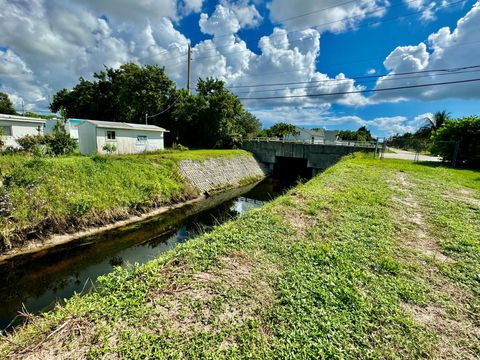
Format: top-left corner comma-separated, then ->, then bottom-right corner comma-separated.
0,178 -> 290,331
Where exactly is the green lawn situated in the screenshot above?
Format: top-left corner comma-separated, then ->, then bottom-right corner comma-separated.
1,154 -> 478,359
0,150 -> 251,252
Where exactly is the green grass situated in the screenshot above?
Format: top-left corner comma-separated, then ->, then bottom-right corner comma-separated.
0,150 -> 251,251
2,154 -> 478,358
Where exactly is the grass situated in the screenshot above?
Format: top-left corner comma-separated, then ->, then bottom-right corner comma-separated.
1,154 -> 478,358
0,149 -> 251,252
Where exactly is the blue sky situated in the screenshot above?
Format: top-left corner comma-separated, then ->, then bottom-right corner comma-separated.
0,0 -> 479,137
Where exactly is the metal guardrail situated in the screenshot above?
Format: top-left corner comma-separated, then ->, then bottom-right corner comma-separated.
244,137 -> 377,148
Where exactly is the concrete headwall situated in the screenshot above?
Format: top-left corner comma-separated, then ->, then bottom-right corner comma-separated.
179,155 -> 266,193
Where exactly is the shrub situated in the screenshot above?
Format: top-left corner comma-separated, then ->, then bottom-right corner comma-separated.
430,116 -> 480,167
16,120 -> 77,156
16,134 -> 47,152
102,143 -> 117,154
48,120 -> 77,155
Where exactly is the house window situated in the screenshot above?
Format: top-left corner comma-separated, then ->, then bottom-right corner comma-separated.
0,125 -> 12,136
106,130 -> 116,140
137,135 -> 147,143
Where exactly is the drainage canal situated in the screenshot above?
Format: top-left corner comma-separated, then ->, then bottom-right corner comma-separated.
0,177 -> 294,331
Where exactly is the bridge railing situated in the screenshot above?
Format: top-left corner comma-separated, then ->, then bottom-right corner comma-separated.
244,137 -> 377,148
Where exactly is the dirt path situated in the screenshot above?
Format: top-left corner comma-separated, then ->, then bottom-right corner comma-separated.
388,171 -> 480,359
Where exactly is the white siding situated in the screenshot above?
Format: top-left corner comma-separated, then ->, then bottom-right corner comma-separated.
78,122 -> 98,154
0,120 -> 44,148
95,128 -> 164,154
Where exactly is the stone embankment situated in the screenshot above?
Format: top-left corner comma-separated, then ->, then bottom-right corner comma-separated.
179,156 -> 266,193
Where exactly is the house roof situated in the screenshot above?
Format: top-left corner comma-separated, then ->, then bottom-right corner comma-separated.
296,127 -> 325,137
0,113 -> 46,124
83,120 -> 168,132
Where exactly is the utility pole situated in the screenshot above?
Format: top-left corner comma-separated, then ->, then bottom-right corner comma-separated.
187,44 -> 191,94
145,113 -> 148,125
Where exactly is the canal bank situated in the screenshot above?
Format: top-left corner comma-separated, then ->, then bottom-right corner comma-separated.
2,154 -> 478,358
0,177 -> 290,331
0,150 -> 265,261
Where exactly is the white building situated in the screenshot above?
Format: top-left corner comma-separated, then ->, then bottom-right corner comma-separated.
78,120 -> 168,155
284,127 -> 338,144
44,119 -> 82,141
0,114 -> 46,149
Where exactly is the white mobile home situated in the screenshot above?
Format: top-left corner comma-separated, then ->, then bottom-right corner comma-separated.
0,114 -> 45,149
284,127 -> 338,144
78,120 -> 168,155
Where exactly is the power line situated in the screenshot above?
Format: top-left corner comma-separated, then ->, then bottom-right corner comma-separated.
238,77 -> 480,100
227,64 -> 480,89
232,69 -> 480,95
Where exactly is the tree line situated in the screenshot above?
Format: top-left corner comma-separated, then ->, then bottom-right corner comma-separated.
387,111 -> 480,168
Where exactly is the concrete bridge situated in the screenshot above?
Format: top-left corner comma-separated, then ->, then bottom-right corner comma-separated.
242,139 -> 377,177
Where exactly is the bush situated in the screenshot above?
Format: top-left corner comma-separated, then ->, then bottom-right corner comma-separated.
16,120 -> 77,156
430,116 -> 480,167
102,143 -> 117,154
16,134 -> 47,152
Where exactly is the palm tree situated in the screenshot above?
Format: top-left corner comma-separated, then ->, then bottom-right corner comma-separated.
424,110 -> 449,134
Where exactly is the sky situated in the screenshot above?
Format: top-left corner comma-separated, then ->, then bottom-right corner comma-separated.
0,0 -> 479,137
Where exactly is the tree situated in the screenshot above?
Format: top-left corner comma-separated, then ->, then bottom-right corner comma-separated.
424,110 -> 449,135
337,126 -> 373,141
264,122 -> 298,138
430,116 -> 480,167
0,92 -> 16,115
50,63 -> 176,125
171,78 -> 260,148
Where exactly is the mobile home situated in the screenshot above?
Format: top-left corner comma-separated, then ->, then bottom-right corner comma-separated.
0,113 -> 45,149
78,120 -> 168,155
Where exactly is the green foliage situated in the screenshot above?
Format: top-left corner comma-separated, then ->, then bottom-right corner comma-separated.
171,79 -> 261,148
102,143 -> 117,155
337,126 -> 373,141
16,121 -> 77,156
50,63 -> 176,124
430,116 -> 480,167
0,92 -> 16,115
423,110 -> 450,135
386,111 -> 450,151
48,120 -> 77,155
22,112 -> 56,120
259,122 -> 298,138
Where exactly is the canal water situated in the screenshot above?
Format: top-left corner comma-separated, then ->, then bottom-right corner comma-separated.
0,178 -> 290,331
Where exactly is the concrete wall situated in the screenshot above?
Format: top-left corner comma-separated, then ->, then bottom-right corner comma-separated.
179,155 -> 266,193
96,128 -> 164,155
0,120 -> 44,148
242,140 -> 374,173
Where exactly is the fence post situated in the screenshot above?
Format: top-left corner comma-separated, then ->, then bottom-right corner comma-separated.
452,140 -> 460,168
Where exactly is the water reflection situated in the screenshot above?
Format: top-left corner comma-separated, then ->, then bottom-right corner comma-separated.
0,177 -> 289,331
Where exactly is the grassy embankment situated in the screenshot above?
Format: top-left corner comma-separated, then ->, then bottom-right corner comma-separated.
1,154 -> 478,358
0,150 -> 252,252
